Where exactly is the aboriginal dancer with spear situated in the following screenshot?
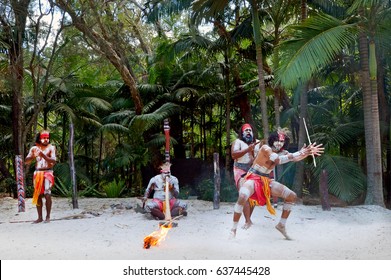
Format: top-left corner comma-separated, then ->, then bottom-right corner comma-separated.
141,119 -> 187,221
230,127 -> 324,240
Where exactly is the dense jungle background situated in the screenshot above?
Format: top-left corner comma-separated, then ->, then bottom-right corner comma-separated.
1,0 -> 390,209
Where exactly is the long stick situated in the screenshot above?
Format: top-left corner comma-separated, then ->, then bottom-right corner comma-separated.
163,119 -> 172,221
302,117 -> 316,167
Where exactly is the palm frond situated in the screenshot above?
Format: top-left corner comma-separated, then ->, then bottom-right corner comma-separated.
275,13 -> 357,88
0,104 -> 11,113
51,103 -> 77,120
102,110 -> 135,125
314,155 -> 366,202
173,33 -> 213,55
347,0 -> 386,14
77,97 -> 112,112
308,0 -> 348,19
78,115 -> 102,128
191,0 -> 230,24
129,103 -> 181,132
313,121 -> 364,150
197,91 -> 224,106
99,123 -> 130,134
146,133 -> 178,149
174,87 -> 200,100
144,0 -> 193,23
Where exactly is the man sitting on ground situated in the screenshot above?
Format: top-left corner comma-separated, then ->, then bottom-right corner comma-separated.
142,162 -> 187,220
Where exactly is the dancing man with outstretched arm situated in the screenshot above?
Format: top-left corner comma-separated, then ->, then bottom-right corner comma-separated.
230,128 -> 324,239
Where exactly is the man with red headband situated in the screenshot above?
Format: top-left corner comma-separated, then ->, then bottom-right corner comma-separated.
25,130 -> 57,223
230,128 -> 324,240
231,123 -> 261,229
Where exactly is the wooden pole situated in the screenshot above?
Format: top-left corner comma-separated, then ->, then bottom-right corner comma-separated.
213,153 -> 220,209
69,122 -> 78,209
15,155 -> 25,212
319,169 -> 331,211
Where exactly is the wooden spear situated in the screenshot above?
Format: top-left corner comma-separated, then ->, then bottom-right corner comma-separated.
302,117 -> 316,167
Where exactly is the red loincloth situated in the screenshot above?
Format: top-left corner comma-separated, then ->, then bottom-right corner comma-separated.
245,173 -> 276,215
32,171 -> 55,206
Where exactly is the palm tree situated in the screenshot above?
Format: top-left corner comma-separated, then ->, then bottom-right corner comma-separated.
192,0 -> 271,137
275,0 -> 390,206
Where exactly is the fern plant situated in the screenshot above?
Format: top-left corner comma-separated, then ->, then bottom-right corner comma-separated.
102,179 -> 125,198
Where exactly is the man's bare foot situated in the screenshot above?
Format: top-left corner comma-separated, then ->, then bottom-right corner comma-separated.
275,223 -> 292,240
32,218 -> 43,224
229,229 -> 236,239
242,221 -> 253,230
44,218 -> 50,223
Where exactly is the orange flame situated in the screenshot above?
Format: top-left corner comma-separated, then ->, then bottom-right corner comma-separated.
143,223 -> 172,249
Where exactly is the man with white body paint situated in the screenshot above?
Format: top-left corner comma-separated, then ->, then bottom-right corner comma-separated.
25,130 -> 57,223
231,123 -> 261,229
230,128 -> 324,239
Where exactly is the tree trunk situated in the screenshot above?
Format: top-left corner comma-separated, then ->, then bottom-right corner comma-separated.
7,0 -> 31,198
319,170 -> 331,211
376,46 -> 390,207
224,51 -> 232,178
250,0 -> 269,138
358,33 -> 384,207
292,0 -> 309,197
292,83 -> 308,197
232,66 -> 257,136
55,0 -> 143,114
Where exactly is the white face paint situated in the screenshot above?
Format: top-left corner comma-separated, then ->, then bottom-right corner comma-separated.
40,137 -> 49,146
273,140 -> 284,151
161,171 -> 171,180
242,128 -> 253,144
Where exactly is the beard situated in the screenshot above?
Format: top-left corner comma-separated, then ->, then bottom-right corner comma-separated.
243,133 -> 253,144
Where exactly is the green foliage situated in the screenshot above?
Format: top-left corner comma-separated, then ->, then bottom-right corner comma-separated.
53,177 -> 103,198
24,185 -> 34,198
52,177 -> 72,197
102,179 -> 126,198
196,177 -> 238,202
313,155 -> 366,203
276,13 -> 357,88
278,155 -> 366,203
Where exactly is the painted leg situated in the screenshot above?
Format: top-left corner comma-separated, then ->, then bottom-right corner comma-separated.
33,196 -> 43,223
275,209 -> 292,240
45,194 -> 52,223
275,193 -> 296,240
230,211 -> 242,238
242,201 -> 253,230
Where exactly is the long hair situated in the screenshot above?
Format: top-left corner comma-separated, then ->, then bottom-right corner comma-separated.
268,131 -> 289,150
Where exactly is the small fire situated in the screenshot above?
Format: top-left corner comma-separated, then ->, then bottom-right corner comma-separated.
143,223 -> 172,249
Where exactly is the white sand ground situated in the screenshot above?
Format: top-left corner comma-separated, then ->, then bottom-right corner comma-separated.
0,196 -> 390,260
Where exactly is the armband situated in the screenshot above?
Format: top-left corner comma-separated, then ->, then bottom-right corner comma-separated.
269,153 -> 278,162
292,151 -> 303,158
279,155 -> 290,164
